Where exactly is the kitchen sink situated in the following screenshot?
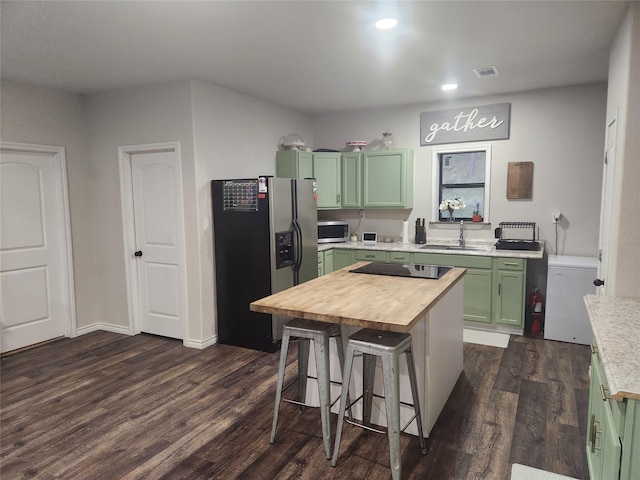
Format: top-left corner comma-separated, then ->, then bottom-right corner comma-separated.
420,244 -> 494,252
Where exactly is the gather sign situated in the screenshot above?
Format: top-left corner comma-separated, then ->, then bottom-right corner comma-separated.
420,103 -> 511,146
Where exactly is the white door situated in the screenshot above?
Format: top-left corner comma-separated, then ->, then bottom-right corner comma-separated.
596,118 -> 617,295
123,145 -> 186,340
0,145 -> 75,353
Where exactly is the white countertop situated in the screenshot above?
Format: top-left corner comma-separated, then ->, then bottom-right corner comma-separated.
585,294 -> 640,401
318,240 -> 545,259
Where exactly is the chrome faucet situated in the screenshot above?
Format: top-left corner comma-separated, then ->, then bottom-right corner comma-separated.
459,220 -> 465,247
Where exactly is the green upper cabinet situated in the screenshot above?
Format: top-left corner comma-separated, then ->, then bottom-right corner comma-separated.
276,150 -> 341,210
277,148 -> 413,210
312,152 -> 341,209
276,150 -> 313,179
362,149 -> 413,208
341,152 -> 362,208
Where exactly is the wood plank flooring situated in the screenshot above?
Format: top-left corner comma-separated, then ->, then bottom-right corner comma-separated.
1,331 -> 591,479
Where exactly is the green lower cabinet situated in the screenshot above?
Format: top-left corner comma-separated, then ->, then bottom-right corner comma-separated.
332,249 -> 356,272
321,249 -> 526,328
323,249 -> 333,275
586,347 -> 627,480
317,249 -> 334,277
462,269 -> 493,323
493,269 -> 525,326
388,252 -> 411,264
356,250 -> 388,262
412,253 -> 493,325
318,252 -> 324,277
493,258 -> 526,327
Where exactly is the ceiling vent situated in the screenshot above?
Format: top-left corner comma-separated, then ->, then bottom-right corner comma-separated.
473,66 -> 500,78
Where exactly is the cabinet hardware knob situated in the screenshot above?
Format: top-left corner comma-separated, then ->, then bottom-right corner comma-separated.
590,344 -> 598,355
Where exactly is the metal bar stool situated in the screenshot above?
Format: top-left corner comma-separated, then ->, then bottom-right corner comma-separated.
331,328 -> 427,480
270,318 -> 351,459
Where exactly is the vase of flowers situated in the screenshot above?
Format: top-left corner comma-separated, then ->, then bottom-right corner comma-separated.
439,198 -> 465,221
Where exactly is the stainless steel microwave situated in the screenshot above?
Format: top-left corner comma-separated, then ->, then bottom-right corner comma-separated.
317,221 -> 349,243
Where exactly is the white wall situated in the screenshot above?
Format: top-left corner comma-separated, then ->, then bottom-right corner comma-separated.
312,83 -> 608,293
85,81 -> 201,337
605,3 -> 640,297
190,79 -> 313,342
0,80 -> 97,329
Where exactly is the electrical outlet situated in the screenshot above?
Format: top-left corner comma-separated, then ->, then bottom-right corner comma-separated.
359,209 -> 365,219
552,209 -> 561,223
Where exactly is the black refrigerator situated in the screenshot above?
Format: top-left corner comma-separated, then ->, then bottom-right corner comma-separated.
211,176 -> 318,352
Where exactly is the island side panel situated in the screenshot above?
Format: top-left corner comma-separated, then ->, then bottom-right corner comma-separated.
423,279 -> 464,432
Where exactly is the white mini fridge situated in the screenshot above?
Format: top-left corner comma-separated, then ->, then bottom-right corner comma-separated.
544,255 -> 598,345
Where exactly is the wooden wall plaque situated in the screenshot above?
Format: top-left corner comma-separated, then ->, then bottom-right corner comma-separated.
507,162 -> 533,199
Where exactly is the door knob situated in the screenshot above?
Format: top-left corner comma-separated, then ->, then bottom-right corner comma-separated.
593,278 -> 605,287
134,250 -> 143,257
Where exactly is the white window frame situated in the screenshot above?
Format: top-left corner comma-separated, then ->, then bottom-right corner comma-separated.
431,143 -> 492,223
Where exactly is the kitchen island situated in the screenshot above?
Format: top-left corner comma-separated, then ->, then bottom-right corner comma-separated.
250,262 -> 466,436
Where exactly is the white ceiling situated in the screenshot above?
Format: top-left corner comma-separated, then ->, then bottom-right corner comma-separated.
0,1 -> 632,114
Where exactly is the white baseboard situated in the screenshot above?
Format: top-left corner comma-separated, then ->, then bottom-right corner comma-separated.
463,328 -> 511,348
183,335 -> 217,350
75,324 -> 217,350
76,323 -> 132,337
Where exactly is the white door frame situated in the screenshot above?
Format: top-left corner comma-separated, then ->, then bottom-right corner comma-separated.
0,141 -> 77,341
118,141 -> 188,341
597,115 -> 617,295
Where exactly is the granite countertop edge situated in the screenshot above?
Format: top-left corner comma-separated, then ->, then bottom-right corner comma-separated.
318,240 -> 544,259
585,294 -> 640,401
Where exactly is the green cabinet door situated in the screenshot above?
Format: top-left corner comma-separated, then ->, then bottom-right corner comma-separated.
586,356 -> 606,478
587,349 -> 623,480
463,268 -> 493,323
362,149 -> 413,208
341,152 -> 362,208
493,258 -> 525,327
494,270 -> 524,326
313,153 -> 341,209
323,249 -> 334,275
276,150 -> 313,178
333,249 -> 356,271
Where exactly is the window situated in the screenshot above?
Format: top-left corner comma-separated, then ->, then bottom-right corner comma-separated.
431,144 -> 491,222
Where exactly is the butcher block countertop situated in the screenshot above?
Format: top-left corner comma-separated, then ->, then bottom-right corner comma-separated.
250,262 -> 466,333
584,295 -> 640,401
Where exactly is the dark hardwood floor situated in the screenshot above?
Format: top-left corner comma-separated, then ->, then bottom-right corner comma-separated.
1,331 -> 590,479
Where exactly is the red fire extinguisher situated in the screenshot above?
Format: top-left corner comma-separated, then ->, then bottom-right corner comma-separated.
528,288 -> 544,334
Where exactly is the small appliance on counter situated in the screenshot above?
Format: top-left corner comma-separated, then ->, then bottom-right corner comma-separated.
494,221 -> 539,250
362,232 -> 377,245
318,220 -> 349,243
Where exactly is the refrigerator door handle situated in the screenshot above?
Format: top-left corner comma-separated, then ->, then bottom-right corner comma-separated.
292,218 -> 302,285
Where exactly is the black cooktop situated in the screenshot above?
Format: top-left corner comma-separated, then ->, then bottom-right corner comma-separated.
350,262 -> 452,279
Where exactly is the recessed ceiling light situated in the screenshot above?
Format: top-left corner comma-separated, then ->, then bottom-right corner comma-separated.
376,18 -> 398,30
442,83 -> 458,91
